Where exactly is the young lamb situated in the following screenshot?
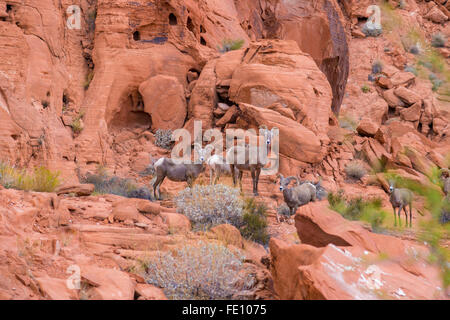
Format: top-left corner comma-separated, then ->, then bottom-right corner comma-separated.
389,181 -> 413,227
151,144 -> 212,200
206,154 -> 239,185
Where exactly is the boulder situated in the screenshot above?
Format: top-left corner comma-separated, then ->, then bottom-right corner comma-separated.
139,75 -> 187,131
270,238 -> 445,300
81,266 -> 135,300
160,212 -> 191,233
35,277 -> 78,300
394,87 -> 421,105
56,184 -> 94,196
135,284 -> 167,300
229,40 -> 333,141
390,72 -> 415,87
357,118 -> 379,137
209,224 -> 244,249
425,7 -> 448,24
382,89 -> 405,108
238,103 -> 323,164
399,102 -> 422,122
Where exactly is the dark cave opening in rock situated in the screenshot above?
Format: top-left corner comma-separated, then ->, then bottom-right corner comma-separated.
200,36 -> 207,46
187,16 -> 195,33
169,13 -> 177,25
133,31 -> 141,41
109,92 -> 151,132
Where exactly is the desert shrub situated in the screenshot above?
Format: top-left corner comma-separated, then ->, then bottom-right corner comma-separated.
328,191 -> 386,230
361,85 -> 371,93
83,167 -> 151,200
0,163 -> 60,192
362,23 -> 382,37
345,160 -> 367,180
83,71 -> 94,90
398,0 -> 406,9
429,73 -> 444,92
145,241 -> 254,300
176,184 -> 244,230
372,60 -> 383,74
240,198 -> 269,245
404,65 -> 418,76
339,115 -> 358,131
154,129 -> 173,150
71,111 -> 85,134
431,33 -> 446,48
409,44 -> 420,55
218,39 -> 244,53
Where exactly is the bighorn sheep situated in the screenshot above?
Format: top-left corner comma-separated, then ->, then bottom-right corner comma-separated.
207,154 -> 239,185
440,169 -> 450,196
277,174 -> 317,217
151,144 -> 212,200
389,181 -> 413,227
226,127 -> 276,196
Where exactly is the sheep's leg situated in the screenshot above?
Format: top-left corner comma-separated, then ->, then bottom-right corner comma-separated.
393,206 -> 397,227
187,176 -> 194,188
403,206 -> 408,227
397,205 -> 403,227
238,170 -> 243,193
255,167 -> 261,196
214,171 -> 220,185
251,169 -> 257,196
231,165 -> 237,187
153,175 -> 165,200
409,203 -> 413,228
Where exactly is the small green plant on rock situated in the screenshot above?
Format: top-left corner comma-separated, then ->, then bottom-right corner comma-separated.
361,84 -> 371,93
218,38 -> 244,53
240,198 -> 270,245
71,111 -> 85,134
328,190 -> 386,231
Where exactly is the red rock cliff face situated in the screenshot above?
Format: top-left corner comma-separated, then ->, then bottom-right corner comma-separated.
0,0 -> 350,178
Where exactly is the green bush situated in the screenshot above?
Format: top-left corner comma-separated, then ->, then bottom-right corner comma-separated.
83,166 -> 152,200
145,241 -> 254,300
0,163 -> 60,192
240,198 -> 269,245
218,39 -> 244,53
328,190 -> 386,230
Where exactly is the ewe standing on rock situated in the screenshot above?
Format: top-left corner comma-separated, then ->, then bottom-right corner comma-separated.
389,181 -> 413,227
277,174 -> 317,218
151,144 -> 213,200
